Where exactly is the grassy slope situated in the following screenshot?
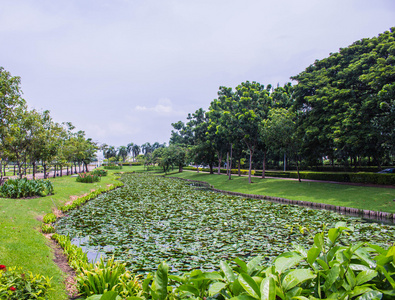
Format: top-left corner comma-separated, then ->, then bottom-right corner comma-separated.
0,168 -> 127,300
168,171 -> 395,213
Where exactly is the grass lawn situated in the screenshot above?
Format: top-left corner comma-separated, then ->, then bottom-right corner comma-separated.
0,167 -> 129,300
168,171 -> 395,213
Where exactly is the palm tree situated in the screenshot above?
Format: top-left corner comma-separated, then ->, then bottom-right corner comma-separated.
118,146 -> 128,162
132,144 -> 140,160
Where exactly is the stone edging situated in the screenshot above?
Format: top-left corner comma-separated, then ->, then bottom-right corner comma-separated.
168,177 -> 395,223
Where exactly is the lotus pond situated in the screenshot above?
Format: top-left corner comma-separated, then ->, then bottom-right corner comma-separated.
56,174 -> 395,273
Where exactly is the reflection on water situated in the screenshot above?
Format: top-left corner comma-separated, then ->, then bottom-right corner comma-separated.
71,236 -> 115,263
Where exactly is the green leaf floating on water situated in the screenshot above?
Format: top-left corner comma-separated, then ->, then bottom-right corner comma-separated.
55,174 -> 395,274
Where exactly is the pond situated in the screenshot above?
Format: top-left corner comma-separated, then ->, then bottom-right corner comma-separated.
56,173 -> 395,273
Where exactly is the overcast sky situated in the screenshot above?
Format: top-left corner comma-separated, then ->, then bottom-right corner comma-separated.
1,0 -> 394,148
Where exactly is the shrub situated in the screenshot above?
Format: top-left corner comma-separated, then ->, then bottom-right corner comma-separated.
0,178 -> 54,198
91,169 -> 108,177
41,224 -> 55,233
0,265 -> 52,300
103,165 -> 123,170
77,257 -> 143,298
76,172 -> 101,183
43,213 -> 56,224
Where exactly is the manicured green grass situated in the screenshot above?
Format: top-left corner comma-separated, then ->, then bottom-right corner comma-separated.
168,171 -> 395,213
0,169 -> 127,299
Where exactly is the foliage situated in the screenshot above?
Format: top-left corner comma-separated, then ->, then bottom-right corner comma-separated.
253,170 -> 395,185
104,165 -> 123,170
139,223 -> 395,300
292,27 -> 395,166
43,213 -> 57,224
0,265 -> 52,300
41,224 -> 55,234
77,257 -> 143,298
91,169 -> 108,177
52,234 -> 143,298
76,172 -> 101,183
0,178 -> 53,198
51,234 -> 89,271
56,174 -> 395,273
59,181 -> 124,212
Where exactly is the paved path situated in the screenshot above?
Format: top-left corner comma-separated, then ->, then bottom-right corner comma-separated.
2,165 -> 96,180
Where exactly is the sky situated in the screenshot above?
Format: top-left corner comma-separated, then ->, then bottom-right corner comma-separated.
1,0 -> 394,148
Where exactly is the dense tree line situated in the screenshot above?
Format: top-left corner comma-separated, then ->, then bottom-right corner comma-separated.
167,28 -> 395,182
0,67 -> 97,180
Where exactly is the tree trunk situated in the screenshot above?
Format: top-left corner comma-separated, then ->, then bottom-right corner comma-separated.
248,150 -> 253,184
262,150 -> 266,179
226,152 -> 229,176
217,153 -> 222,175
238,159 -> 241,176
209,163 -> 213,174
60,166 -> 63,177
0,161 -> 2,182
32,162 -> 36,179
13,164 -> 16,176
296,157 -> 301,182
196,163 -> 199,173
228,144 -> 233,180
43,163 -> 47,179
284,152 -> 287,171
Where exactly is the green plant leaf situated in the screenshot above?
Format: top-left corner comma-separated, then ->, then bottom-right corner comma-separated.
177,284 -> 199,296
355,270 -> 378,286
307,246 -> 321,267
247,256 -> 262,275
323,265 -> 340,292
328,228 -> 339,244
356,290 -> 382,300
209,282 -> 227,296
260,277 -> 275,300
152,262 -> 169,300
313,233 -> 324,251
281,269 -> 316,291
274,252 -> 302,274
220,261 -> 236,283
238,273 -> 261,299
100,291 -> 119,300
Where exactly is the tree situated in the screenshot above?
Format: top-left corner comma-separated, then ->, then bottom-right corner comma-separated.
292,28 -> 395,168
228,81 -> 272,183
118,146 -> 128,162
262,108 -> 301,181
132,144 -> 140,160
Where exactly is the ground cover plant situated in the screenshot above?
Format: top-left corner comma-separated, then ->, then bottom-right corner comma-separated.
169,171 -> 395,213
0,178 -> 54,198
0,265 -> 52,300
55,174 -> 395,275
0,169 -> 127,300
76,172 -> 101,183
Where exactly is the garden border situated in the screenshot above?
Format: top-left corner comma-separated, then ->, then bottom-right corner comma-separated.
168,176 -> 395,224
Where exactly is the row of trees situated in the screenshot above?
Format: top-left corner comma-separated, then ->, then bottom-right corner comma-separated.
164,28 -> 394,183
100,142 -> 167,162
0,67 -> 97,180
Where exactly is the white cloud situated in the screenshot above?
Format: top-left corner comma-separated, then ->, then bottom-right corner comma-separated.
134,99 -> 185,116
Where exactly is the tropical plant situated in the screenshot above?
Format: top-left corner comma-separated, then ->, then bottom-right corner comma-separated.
76,172 -> 101,183
0,178 -> 53,198
91,169 -> 108,177
41,224 -> 55,233
139,223 -> 395,300
43,213 -> 57,224
77,257 -> 143,298
56,174 -> 395,273
0,265 -> 52,300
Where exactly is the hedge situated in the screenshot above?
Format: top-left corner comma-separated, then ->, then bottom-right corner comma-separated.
184,167 -> 395,185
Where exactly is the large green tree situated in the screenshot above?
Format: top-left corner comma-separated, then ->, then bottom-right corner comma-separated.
292,28 -> 395,168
